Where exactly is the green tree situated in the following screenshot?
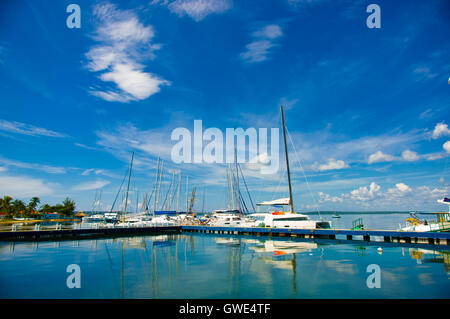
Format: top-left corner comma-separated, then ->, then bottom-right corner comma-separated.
0,196 -> 13,216
12,199 -> 26,215
61,197 -> 75,216
27,197 -> 40,213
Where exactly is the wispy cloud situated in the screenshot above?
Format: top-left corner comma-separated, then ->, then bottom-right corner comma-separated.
0,119 -> 67,138
157,0 -> 232,21
0,175 -> 55,197
86,2 -> 170,103
73,180 -> 111,191
240,24 -> 283,63
0,156 -> 67,174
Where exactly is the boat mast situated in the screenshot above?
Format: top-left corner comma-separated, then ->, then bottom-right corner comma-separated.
281,106 -> 294,213
123,151 -> 134,216
234,147 -> 241,215
177,172 -> 181,212
152,157 -> 161,216
185,176 -> 189,212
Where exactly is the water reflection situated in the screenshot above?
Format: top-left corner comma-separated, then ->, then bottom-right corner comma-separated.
409,248 -> 450,274
1,233 -> 450,298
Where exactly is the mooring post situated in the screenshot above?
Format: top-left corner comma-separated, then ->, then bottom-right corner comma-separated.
346,235 -> 352,240
363,235 -> 370,242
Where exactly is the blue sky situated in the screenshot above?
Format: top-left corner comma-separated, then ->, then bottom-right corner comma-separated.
0,0 -> 449,212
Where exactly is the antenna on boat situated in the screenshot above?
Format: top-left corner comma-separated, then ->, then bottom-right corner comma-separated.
281,105 -> 294,213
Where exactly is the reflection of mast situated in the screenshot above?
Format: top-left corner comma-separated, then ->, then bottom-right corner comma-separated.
292,253 -> 297,295
121,240 -> 124,299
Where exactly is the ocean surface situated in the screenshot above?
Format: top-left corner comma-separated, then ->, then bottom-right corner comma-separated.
0,212 -> 449,299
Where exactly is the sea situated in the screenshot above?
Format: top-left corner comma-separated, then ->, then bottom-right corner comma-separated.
0,212 -> 449,299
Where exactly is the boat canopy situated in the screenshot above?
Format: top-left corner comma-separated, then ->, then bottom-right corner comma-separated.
256,198 -> 290,206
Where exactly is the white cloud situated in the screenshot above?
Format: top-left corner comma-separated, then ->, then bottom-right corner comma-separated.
396,183 -> 410,192
166,0 -> 232,21
401,150 -> 419,162
0,175 -> 55,197
311,158 -> 349,171
0,166 -> 7,172
0,119 -> 67,138
367,151 -> 396,164
240,24 -> 283,63
432,122 -> 450,139
444,141 -> 450,153
73,180 -> 111,191
318,191 -> 343,203
86,3 -> 170,102
350,182 -> 381,201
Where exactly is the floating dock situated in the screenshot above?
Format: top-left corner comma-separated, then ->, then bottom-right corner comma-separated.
1,225 -> 449,246
0,226 -> 181,241
182,226 -> 450,246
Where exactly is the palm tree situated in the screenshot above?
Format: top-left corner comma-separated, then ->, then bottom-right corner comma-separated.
0,196 -> 13,216
27,197 -> 40,213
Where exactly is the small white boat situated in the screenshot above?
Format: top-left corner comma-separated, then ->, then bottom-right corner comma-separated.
82,214 -> 105,222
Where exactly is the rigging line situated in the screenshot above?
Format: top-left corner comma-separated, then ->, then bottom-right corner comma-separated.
238,163 -> 256,213
285,126 -> 322,219
110,167 -> 129,213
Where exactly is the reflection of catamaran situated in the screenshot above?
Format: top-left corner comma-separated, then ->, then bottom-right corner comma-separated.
244,106 -> 332,229
409,248 -> 450,272
249,240 -> 318,255
400,198 -> 450,232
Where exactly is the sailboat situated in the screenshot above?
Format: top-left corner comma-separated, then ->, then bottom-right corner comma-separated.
208,164 -> 251,226
244,106 -> 332,229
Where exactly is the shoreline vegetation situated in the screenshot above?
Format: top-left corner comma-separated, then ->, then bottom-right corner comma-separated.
0,195 -> 76,224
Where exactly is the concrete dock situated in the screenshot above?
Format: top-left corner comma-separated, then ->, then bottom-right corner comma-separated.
0,224 -> 449,246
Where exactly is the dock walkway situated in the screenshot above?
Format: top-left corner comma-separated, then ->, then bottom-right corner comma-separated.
0,224 -> 449,246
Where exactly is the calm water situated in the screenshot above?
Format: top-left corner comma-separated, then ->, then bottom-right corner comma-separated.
0,213 -> 449,299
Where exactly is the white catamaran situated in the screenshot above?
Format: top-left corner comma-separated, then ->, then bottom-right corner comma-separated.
243,106 -> 332,229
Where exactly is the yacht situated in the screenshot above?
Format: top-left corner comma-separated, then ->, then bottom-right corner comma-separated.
208,209 -> 247,227
244,198 -> 331,229
243,106 -> 332,230
400,198 -> 450,232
